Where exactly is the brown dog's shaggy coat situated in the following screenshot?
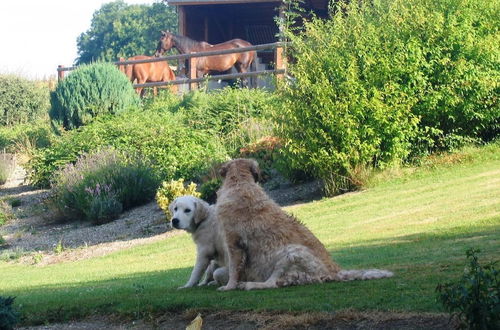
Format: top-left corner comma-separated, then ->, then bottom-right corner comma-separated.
216,159 -> 393,291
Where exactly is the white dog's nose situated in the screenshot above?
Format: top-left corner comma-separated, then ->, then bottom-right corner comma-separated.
172,218 -> 180,228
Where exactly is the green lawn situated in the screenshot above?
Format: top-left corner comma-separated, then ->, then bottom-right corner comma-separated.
1,143 -> 499,325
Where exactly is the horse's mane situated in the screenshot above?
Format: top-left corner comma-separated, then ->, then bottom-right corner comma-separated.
171,33 -> 207,53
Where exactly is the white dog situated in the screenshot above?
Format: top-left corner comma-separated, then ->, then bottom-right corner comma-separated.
169,195 -> 228,289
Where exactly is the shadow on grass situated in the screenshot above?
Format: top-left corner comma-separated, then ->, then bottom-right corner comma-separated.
330,221 -> 499,268
6,224 -> 499,325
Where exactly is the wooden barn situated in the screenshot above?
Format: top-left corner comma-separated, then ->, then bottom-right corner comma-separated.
160,1 -> 329,90
165,0 -> 329,64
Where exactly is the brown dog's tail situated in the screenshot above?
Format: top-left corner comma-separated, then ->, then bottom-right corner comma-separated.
335,269 -> 394,281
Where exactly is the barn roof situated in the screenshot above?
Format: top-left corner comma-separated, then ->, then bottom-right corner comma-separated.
167,0 -> 280,5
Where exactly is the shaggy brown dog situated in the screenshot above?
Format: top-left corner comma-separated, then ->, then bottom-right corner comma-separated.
216,159 -> 393,291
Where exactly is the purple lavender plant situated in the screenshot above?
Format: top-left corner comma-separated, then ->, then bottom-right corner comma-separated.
49,148 -> 158,223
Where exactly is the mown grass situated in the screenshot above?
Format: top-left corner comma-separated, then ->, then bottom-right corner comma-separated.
0,143 -> 499,325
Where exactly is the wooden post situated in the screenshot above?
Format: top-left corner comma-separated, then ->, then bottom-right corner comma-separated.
204,16 -> 209,41
57,65 -> 65,81
250,56 -> 257,88
178,6 -> 186,36
189,55 -> 198,90
274,47 -> 284,79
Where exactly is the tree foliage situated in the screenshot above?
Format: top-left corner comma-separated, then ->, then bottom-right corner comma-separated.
76,1 -> 177,64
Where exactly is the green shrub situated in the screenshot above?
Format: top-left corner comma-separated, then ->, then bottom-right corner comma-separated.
239,136 -> 284,182
0,201 -> 12,226
0,120 -> 54,154
277,0 -> 499,194
50,148 -> 159,224
0,75 -> 49,126
27,109 -> 228,188
408,0 -> 500,150
49,62 -> 139,130
0,161 -> 8,185
149,88 -> 278,156
156,179 -> 200,218
1,296 -> 18,322
199,178 -> 221,204
0,296 -> 19,330
436,248 -> 499,329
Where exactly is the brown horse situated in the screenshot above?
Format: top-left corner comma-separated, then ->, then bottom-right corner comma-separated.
155,31 -> 255,85
118,55 -> 177,97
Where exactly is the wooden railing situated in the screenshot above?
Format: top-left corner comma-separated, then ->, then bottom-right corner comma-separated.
57,42 -> 286,91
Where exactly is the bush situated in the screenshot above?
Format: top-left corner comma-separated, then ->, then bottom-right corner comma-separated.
27,109 -> 228,188
436,248 -> 499,329
0,75 -> 50,126
49,62 -> 139,130
151,88 -> 278,156
239,136 -> 284,182
0,161 -> 8,185
276,0 -> 499,194
199,178 -> 221,204
156,179 -> 200,218
0,201 -> 12,226
0,120 -> 54,154
50,148 -> 160,224
0,296 -> 19,330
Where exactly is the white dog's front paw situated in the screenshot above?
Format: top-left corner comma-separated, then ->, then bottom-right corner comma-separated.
217,282 -> 237,291
177,284 -> 193,290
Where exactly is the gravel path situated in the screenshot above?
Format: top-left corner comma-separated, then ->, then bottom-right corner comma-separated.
0,163 -> 171,263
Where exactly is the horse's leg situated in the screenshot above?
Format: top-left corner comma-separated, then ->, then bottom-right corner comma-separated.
234,62 -> 249,88
137,78 -> 146,98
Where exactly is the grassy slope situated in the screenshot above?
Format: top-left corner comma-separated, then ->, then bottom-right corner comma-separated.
1,143 -> 499,324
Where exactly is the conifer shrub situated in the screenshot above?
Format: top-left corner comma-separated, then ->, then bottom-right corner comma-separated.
49,62 -> 139,129
0,74 -> 50,126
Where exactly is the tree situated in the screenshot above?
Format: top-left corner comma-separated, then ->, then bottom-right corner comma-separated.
75,1 -> 177,65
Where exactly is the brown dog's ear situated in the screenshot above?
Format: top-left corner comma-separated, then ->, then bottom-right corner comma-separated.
249,159 -> 261,182
219,161 -> 229,178
193,200 -> 209,224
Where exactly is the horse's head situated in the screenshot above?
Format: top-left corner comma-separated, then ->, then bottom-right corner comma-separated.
155,31 -> 174,57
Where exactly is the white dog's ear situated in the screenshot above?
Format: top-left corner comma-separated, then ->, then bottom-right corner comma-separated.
249,159 -> 261,182
168,199 -> 176,217
193,200 -> 209,224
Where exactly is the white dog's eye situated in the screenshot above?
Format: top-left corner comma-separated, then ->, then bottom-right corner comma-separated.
185,208 -> 191,213
174,207 -> 178,211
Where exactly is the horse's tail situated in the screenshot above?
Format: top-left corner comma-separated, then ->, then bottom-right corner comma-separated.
334,269 -> 394,281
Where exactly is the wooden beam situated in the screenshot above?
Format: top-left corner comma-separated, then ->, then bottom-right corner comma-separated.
178,6 -> 186,35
